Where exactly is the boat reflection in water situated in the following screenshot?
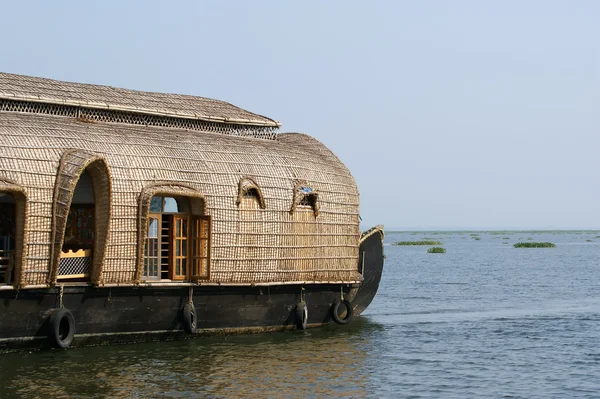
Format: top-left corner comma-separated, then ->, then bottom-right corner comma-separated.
2,318 -> 383,398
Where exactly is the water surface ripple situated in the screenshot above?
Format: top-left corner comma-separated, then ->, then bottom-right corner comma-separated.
1,231 -> 599,398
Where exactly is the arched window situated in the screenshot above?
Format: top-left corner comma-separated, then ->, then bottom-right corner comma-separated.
290,183 -> 319,216
0,181 -> 27,286
235,178 -> 269,266
51,151 -> 111,284
137,184 -> 210,282
236,177 -> 266,209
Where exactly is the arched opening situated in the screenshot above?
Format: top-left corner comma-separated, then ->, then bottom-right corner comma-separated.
234,177 -> 275,280
0,193 -> 16,284
236,177 -> 266,209
280,183 -> 320,272
0,180 -> 27,286
138,184 -> 210,282
238,188 -> 263,261
298,193 -> 318,212
290,184 -> 319,216
58,172 -> 95,281
51,151 -> 111,284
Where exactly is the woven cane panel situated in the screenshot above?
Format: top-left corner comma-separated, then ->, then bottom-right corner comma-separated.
0,110 -> 360,286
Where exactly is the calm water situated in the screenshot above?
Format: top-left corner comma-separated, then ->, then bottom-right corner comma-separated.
1,231 -> 599,398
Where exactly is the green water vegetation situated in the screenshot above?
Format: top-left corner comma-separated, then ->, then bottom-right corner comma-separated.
586,239 -> 593,242
503,237 -> 510,240
502,242 -> 509,244
427,247 -> 446,253
472,237 -> 481,240
393,240 -> 443,246
514,242 -> 556,248
470,233 -> 479,237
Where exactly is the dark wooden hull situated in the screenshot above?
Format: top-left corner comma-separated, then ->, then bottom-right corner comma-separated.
0,227 -> 384,351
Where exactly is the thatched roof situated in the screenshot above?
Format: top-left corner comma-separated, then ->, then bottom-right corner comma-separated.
0,96 -> 360,287
0,72 -> 280,127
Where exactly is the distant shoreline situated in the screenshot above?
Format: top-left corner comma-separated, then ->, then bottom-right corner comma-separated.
383,229 -> 600,233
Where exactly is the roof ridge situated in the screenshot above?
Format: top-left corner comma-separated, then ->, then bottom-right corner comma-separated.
0,71 -> 280,128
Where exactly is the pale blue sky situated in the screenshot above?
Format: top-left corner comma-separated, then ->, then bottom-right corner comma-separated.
2,1 -> 598,229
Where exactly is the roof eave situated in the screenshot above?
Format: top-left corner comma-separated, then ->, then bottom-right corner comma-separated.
0,93 -> 281,128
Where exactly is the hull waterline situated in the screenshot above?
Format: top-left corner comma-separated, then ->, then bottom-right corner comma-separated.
0,226 -> 384,352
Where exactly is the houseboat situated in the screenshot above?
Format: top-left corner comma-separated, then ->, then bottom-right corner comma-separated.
0,72 -> 384,351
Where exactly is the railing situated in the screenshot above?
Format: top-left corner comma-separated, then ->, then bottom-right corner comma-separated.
58,249 -> 92,280
0,249 -> 13,284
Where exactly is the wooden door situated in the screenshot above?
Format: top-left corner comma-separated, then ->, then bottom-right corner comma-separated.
171,216 -> 188,280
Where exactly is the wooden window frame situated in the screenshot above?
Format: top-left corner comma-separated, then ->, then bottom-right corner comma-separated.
0,180 -> 28,287
190,215 -> 211,281
171,215 -> 188,280
144,215 -> 161,279
142,195 -> 211,281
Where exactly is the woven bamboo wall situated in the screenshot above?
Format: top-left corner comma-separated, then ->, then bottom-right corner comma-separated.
0,112 -> 361,287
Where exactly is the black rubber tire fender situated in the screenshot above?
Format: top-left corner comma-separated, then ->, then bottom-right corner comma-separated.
331,299 -> 354,325
48,308 -> 76,349
182,303 -> 197,334
295,301 -> 308,330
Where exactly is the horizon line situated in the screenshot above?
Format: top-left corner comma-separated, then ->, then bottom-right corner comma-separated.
382,227 -> 600,232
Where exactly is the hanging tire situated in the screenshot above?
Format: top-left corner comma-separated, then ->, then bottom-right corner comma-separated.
331,299 -> 354,325
182,303 -> 197,334
48,308 -> 75,349
295,301 -> 308,330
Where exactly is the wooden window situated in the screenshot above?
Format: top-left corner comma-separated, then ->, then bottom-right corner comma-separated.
144,216 -> 160,278
143,196 -> 210,281
172,216 -> 188,280
0,195 -> 15,284
63,205 -> 95,251
191,215 -> 211,280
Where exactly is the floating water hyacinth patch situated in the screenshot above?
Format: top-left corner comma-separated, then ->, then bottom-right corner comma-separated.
514,242 -> 556,248
427,247 -> 446,253
393,240 -> 442,246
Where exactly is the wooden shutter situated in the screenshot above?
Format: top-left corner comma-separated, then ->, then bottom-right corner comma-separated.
191,215 -> 211,280
171,216 -> 188,280
143,215 -> 161,278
